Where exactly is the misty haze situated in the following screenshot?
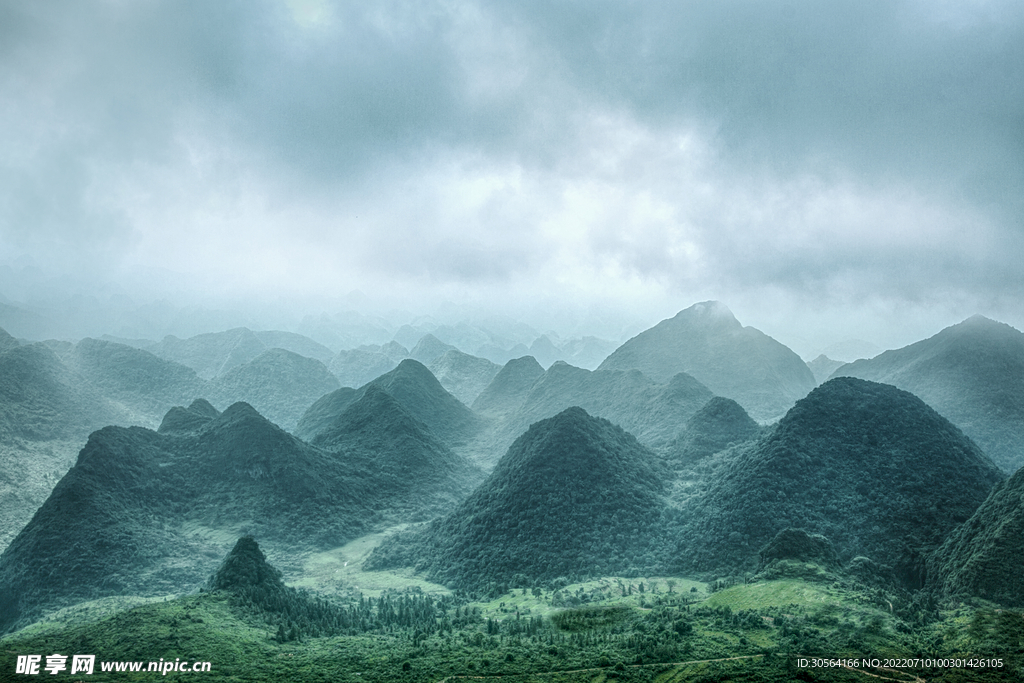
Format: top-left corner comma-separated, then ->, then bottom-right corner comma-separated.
2,2 -> 1023,681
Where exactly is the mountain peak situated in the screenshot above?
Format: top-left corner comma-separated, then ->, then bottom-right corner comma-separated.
368,406 -> 668,589
675,300 -> 737,323
599,301 -> 813,420
158,398 -> 222,435
680,376 -> 1004,583
209,536 -> 284,592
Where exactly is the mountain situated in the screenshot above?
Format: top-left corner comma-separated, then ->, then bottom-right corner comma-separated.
677,377 -> 1004,586
500,362 -> 714,452
0,343 -> 130,551
830,315 -> 1024,473
476,341 -> 531,366
252,330 -> 335,364
149,327 -> 267,379
209,535 -> 285,593
157,398 -> 221,435
598,301 -> 815,421
806,354 -> 846,385
409,333 -> 456,365
0,343 -> 122,443
297,359 -> 481,446
427,348 -> 500,405
929,464 -> 1024,607
670,396 -> 760,466
528,334 -> 561,368
208,348 -> 340,431
57,338 -> 206,427
311,385 -> 479,518
366,407 -> 670,592
293,387 -> 360,441
471,355 -> 545,416
0,402 -> 383,633
559,335 -> 618,370
329,346 -> 403,389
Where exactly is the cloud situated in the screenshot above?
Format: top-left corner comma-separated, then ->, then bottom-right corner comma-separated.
1,0 -> 1022,344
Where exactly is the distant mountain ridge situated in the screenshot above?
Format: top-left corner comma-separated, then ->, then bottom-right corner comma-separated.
831,315 -> 1024,472
598,301 -> 815,421
496,362 -> 714,454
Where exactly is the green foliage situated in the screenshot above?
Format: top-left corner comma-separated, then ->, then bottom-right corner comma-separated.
367,407 -> 674,591
669,396 -> 760,466
677,378 -> 1004,584
0,395 -> 477,633
4,567 -> 1022,683
930,464 -> 1024,607
208,348 -> 340,432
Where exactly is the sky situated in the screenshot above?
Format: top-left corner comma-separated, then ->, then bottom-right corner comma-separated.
1,0 -> 1022,356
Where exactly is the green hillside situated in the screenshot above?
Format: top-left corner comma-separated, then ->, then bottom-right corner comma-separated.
208,347 -> 340,431
297,359 -> 481,446
832,315 -> 1024,472
0,403 -> 380,633
367,407 -> 672,593
930,464 -> 1024,607
677,377 -> 1004,585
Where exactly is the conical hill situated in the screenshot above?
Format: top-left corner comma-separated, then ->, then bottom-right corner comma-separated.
471,355 -> 545,415
209,536 -> 285,593
208,348 -> 340,431
296,359 -> 480,446
312,385 -> 479,515
157,398 -> 220,435
671,396 -> 760,465
486,362 -> 713,459
678,377 -> 1003,586
0,402 -> 380,633
367,407 -> 670,592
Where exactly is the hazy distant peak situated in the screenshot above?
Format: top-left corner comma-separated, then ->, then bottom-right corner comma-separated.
387,357 -> 439,382
409,333 -> 455,364
380,340 -> 409,358
674,300 -> 738,323
951,313 -> 1016,335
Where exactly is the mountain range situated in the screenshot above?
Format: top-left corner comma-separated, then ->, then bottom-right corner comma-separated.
598,301 -> 816,421
0,391 -> 479,633
676,377 -> 1004,585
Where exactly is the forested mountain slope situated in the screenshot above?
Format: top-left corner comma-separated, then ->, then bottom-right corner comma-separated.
676,377 -> 1003,586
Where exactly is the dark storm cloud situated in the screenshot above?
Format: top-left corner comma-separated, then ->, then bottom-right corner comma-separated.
0,0 -> 1022,342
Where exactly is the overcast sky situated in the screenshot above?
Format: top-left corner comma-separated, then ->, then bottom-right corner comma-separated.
1,0 -> 1022,354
